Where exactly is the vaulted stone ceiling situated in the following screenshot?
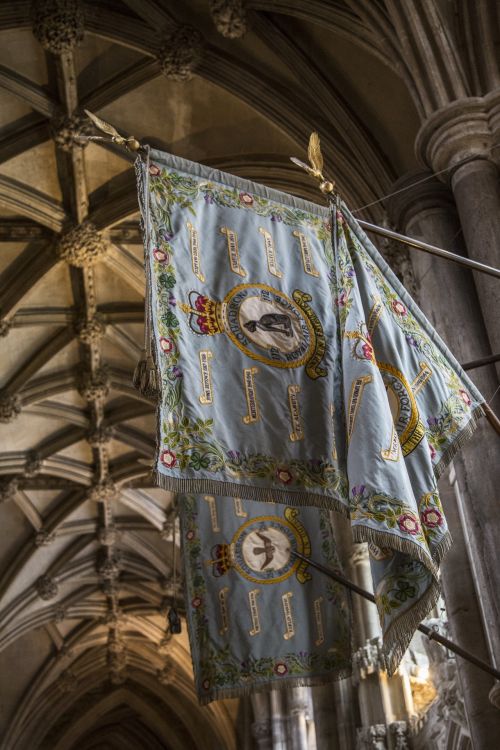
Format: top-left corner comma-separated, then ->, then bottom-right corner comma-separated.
0,1 -> 497,748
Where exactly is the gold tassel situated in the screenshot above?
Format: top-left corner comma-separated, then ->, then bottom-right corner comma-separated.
133,350 -> 159,399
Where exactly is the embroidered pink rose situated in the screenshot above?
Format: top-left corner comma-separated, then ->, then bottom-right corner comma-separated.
159,337 -> 174,353
161,450 -> 177,469
153,247 -> 169,263
459,389 -> 471,406
274,662 -> 288,676
186,529 -> 195,540
277,468 -> 293,484
429,443 -> 437,460
191,596 -> 202,608
336,211 -> 344,223
391,299 -> 407,316
421,508 -> 443,528
362,340 -> 374,360
149,163 -> 161,176
398,514 -> 420,535
239,191 -> 254,206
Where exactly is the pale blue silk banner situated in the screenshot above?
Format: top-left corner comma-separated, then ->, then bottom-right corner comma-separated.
180,494 -> 352,703
136,149 -> 484,699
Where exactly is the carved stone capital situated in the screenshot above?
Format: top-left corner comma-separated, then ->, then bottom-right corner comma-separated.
78,367 -> 110,402
158,25 -> 204,81
76,313 -> 106,344
416,96 -> 495,175
35,574 -> 59,600
386,170 -> 456,232
388,721 -> 409,750
52,111 -> 91,151
353,637 -> 387,681
0,477 -> 19,503
35,530 -> 56,547
209,0 -> 248,39
86,477 -> 117,503
56,222 -> 108,268
31,0 -> 84,54
356,724 -> 387,750
0,393 -> 21,423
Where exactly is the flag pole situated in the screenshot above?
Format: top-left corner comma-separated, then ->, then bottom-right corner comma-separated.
291,550 -> 500,681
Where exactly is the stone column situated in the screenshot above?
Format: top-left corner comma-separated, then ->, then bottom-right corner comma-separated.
270,689 -> 288,750
349,545 -> 411,745
287,687 -> 313,750
387,171 -> 500,746
415,94 -> 500,369
251,693 -> 273,750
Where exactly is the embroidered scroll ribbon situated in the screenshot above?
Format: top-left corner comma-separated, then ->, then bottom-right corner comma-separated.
221,226 -> 246,277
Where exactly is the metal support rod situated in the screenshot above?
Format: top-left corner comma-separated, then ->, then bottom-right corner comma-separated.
292,550 -> 500,682
462,352 -> 500,371
359,220 -> 500,279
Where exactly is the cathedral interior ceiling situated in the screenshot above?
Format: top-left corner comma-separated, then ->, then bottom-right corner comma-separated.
0,0 -> 496,747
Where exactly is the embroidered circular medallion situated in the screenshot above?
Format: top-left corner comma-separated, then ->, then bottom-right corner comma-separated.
180,284 -> 327,378
207,508 -> 312,584
222,284 -> 314,368
378,362 -> 425,456
230,516 -> 299,584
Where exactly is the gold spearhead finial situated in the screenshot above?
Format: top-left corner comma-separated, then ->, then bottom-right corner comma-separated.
83,110 -> 142,152
291,131 -> 335,195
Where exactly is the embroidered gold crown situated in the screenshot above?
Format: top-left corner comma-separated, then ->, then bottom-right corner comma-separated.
206,543 -> 231,577
179,291 -> 224,336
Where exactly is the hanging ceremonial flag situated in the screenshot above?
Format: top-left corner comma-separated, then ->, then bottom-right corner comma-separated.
180,494 -> 352,703
135,149 -> 484,691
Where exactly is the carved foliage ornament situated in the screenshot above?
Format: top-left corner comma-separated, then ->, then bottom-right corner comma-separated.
78,367 -> 110,402
86,477 -> 117,503
0,393 -> 21,423
56,221 -> 108,268
35,574 -> 59,600
0,477 -> 19,503
158,25 -> 204,81
209,0 -> 248,39
52,112 -> 92,151
76,313 -> 106,344
31,0 -> 84,54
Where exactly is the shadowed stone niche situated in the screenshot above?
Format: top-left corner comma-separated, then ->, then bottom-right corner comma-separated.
158,25 -> 204,81
31,0 -> 84,54
56,222 -> 108,268
209,0 -> 248,39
